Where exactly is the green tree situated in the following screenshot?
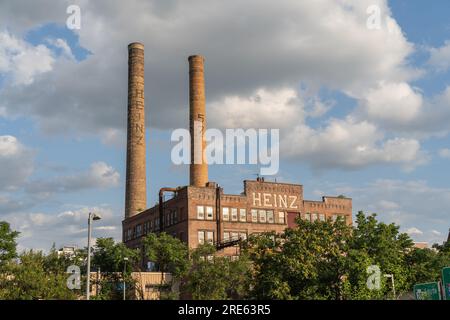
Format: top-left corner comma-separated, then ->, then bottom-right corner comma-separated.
0,221 -> 19,268
143,233 -> 189,278
406,234 -> 450,289
183,243 -> 251,299
0,250 -> 77,300
245,218 -> 353,300
92,237 -> 140,272
243,212 -> 418,300
143,232 -> 190,299
91,238 -> 140,300
350,212 -> 414,298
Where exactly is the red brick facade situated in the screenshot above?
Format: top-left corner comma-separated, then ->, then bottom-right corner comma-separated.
122,179 -> 352,260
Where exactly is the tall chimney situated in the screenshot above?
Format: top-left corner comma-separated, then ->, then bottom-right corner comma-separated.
125,42 -> 147,218
189,55 -> 208,187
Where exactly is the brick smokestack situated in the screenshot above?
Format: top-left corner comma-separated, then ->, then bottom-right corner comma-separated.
189,55 -> 208,187
125,42 -> 147,218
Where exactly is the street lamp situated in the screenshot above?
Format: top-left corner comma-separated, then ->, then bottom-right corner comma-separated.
384,274 -> 396,299
86,212 -> 101,300
123,257 -> 129,301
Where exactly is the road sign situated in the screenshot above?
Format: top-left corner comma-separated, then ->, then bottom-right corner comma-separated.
442,267 -> 450,300
413,282 -> 441,300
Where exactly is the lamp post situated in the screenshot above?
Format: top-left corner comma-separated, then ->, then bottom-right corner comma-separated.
123,257 -> 129,300
384,274 -> 396,299
86,212 -> 101,300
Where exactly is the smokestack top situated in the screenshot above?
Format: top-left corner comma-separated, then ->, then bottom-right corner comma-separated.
128,42 -> 144,50
188,55 -> 205,62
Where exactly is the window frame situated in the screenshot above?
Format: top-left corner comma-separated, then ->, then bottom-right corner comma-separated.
197,205 -> 205,220
267,210 -> 274,223
231,208 -> 238,221
259,210 -> 267,223
206,231 -> 214,244
206,206 -> 214,220
251,209 -> 258,222
239,208 -> 247,222
279,211 -> 286,224
198,231 -> 205,244
223,207 -> 230,221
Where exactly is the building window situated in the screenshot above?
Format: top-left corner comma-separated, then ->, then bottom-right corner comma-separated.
231,232 -> 239,241
239,209 -> 246,222
197,206 -> 205,220
143,222 -> 147,234
136,224 -> 142,237
198,231 -> 205,244
206,206 -> 213,220
223,232 -> 230,242
319,214 -> 325,222
331,214 -> 337,223
279,211 -> 285,224
311,213 -> 318,222
239,232 -> 247,241
198,230 -> 214,245
223,207 -> 229,221
251,209 -> 258,222
173,210 -> 178,224
231,208 -> 238,221
267,210 -> 274,223
206,231 -> 214,244
259,210 -> 267,223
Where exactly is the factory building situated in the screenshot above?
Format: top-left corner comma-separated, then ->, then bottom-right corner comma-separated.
122,42 -> 352,259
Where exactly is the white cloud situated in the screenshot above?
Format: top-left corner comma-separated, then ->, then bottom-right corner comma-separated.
358,82 -> 423,127
209,87 -> 304,129
431,230 -> 442,236
438,148 -> 450,159
378,200 -> 400,210
3,206 -> 121,251
0,135 -> 34,190
0,31 -> 54,85
428,41 -> 450,72
25,161 -> 120,195
100,128 -> 126,148
282,118 -> 427,170
405,227 -> 423,236
323,178 -> 450,244
46,38 -> 74,60
0,0 -> 417,134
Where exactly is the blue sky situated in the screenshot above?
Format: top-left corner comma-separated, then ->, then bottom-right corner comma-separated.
0,0 -> 449,250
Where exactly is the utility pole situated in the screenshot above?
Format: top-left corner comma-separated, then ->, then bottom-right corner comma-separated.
86,212 -> 101,300
384,274 -> 396,299
123,257 -> 129,300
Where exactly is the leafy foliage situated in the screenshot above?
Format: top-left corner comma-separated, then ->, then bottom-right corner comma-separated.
0,250 -> 78,300
90,238 -> 141,300
0,221 -> 20,268
182,244 -> 251,299
143,232 -> 190,278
